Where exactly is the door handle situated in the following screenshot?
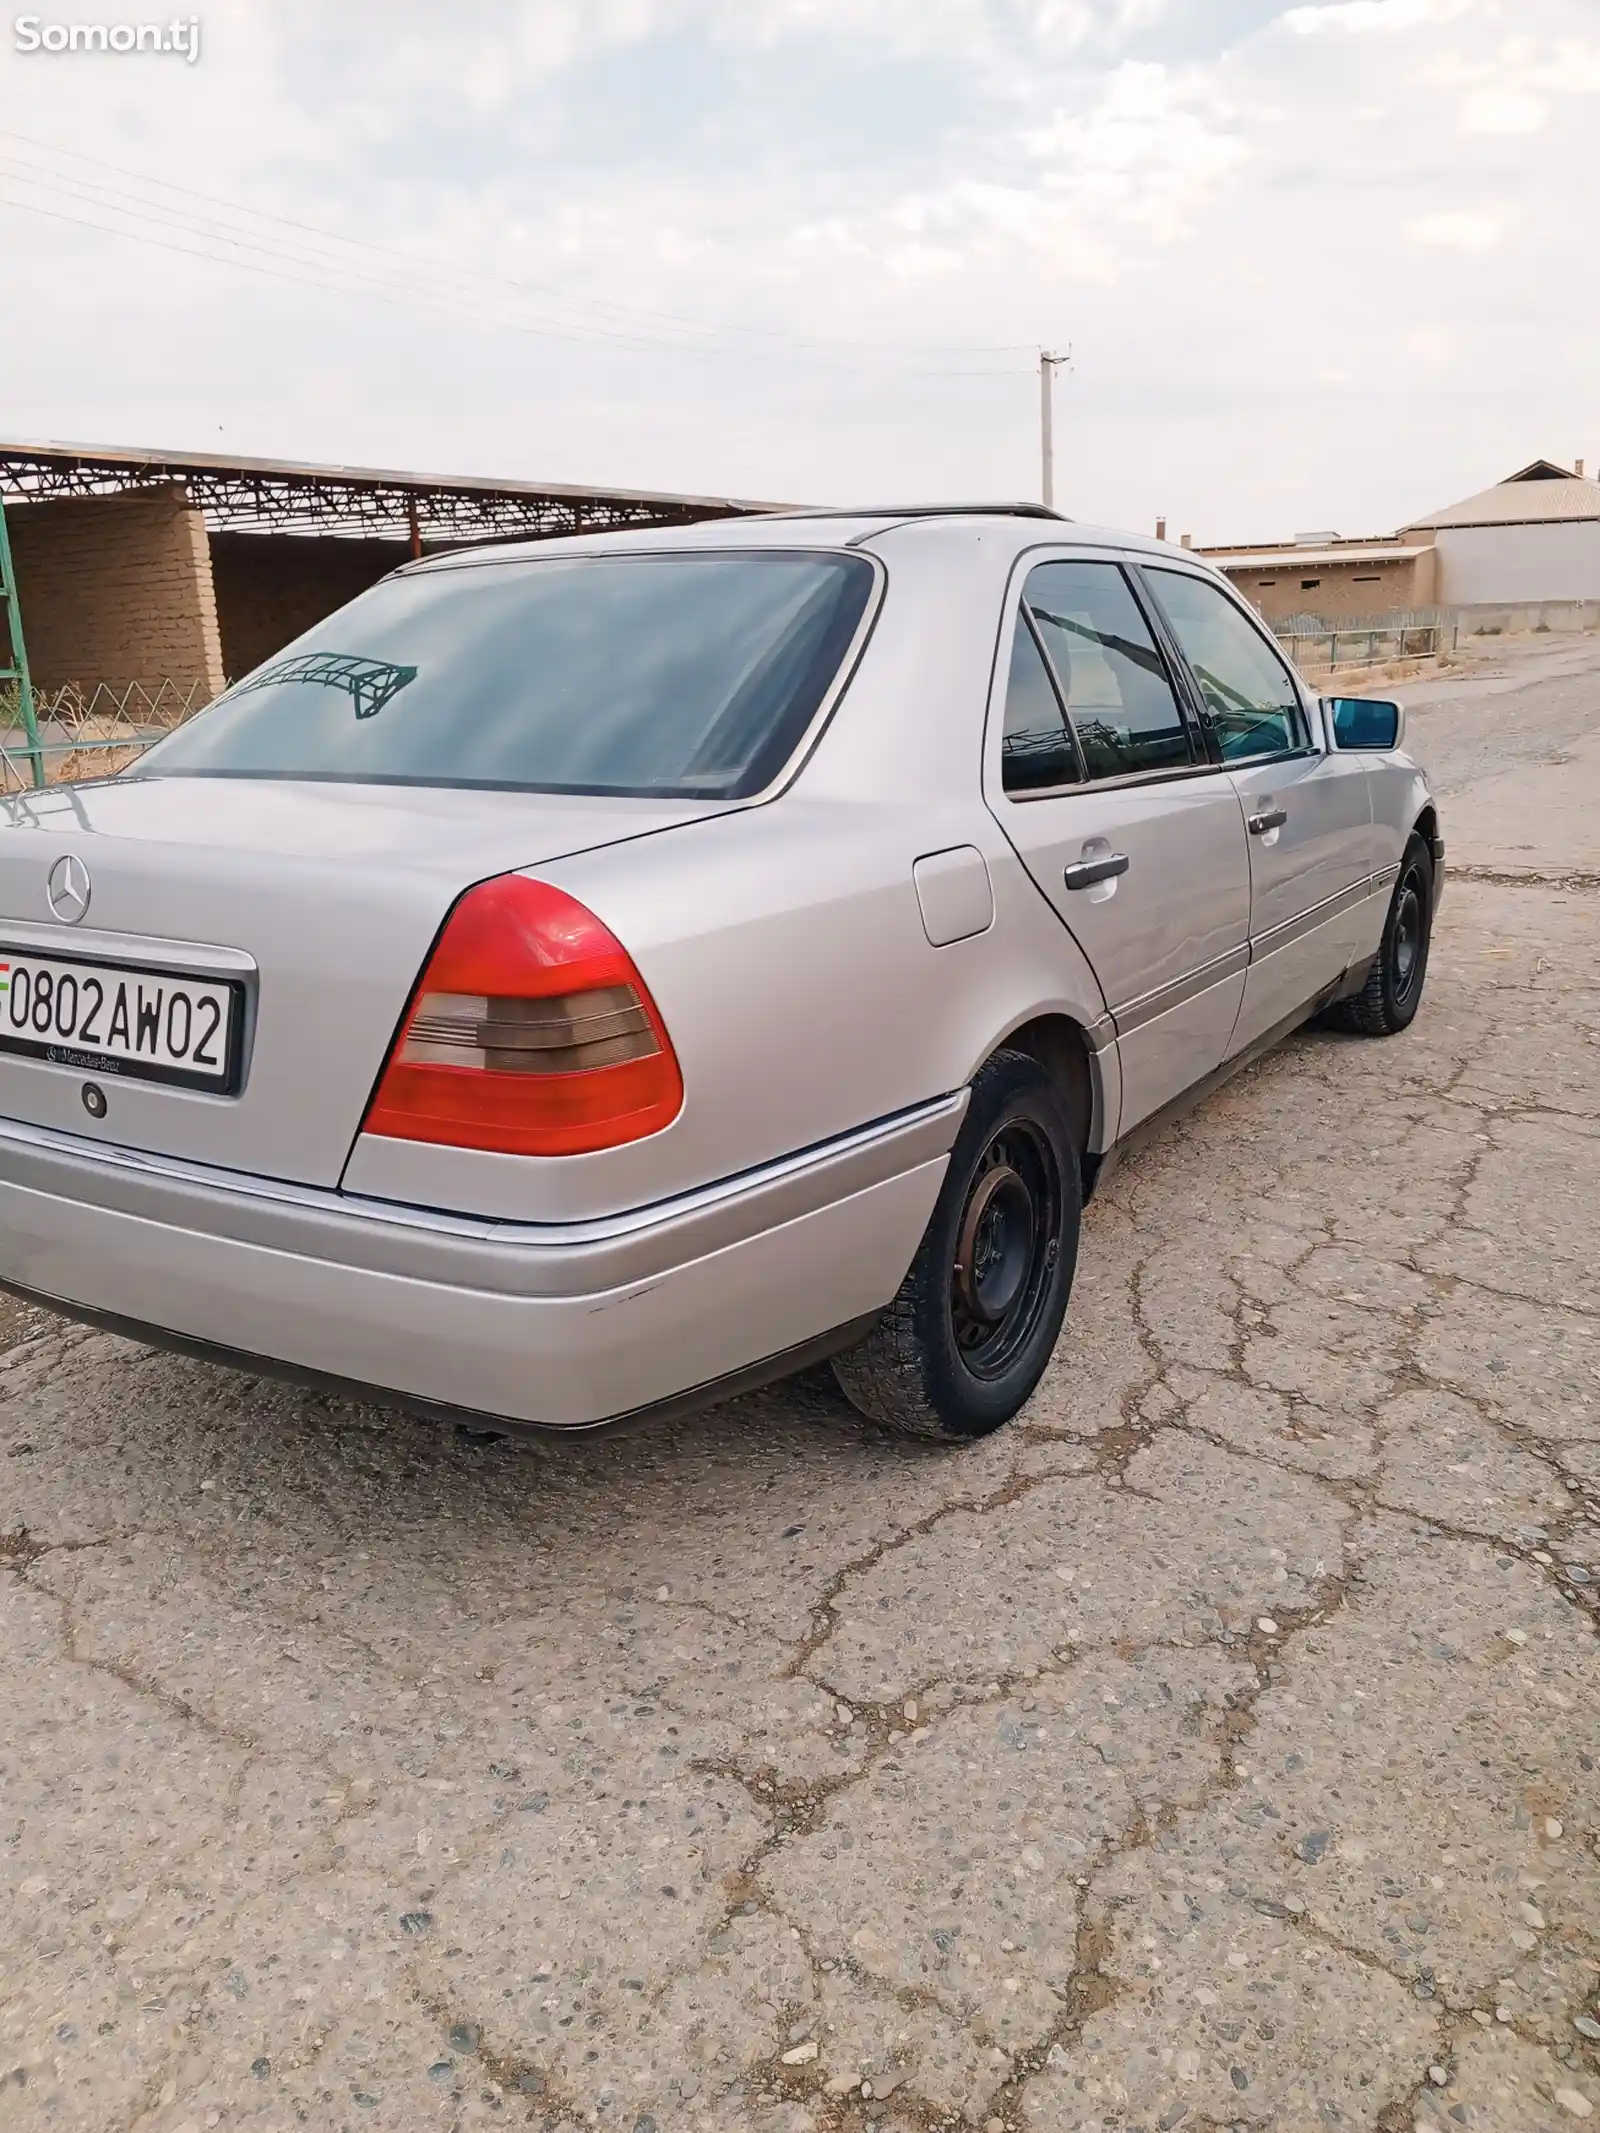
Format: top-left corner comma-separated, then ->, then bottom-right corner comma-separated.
1248,807 -> 1287,835
1063,852 -> 1130,890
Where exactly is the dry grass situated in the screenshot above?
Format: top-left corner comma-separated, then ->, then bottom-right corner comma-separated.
0,732 -> 148,792
1315,649 -> 1462,691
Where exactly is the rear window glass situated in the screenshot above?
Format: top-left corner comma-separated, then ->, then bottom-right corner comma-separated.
132,550 -> 876,799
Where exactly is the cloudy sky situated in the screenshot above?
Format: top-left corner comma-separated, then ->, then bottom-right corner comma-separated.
1,0 -> 1595,542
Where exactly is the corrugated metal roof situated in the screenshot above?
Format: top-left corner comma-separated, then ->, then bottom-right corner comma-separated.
0,437 -> 780,540
0,436 -> 777,513
1212,545 -> 1427,570
1404,473 -> 1600,531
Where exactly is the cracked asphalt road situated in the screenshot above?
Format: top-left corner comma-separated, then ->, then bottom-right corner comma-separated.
3,637 -> 1598,2133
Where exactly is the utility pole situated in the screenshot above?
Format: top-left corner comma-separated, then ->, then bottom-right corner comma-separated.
1039,348 -> 1071,510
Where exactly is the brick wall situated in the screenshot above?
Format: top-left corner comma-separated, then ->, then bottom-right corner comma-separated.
1221,550 -> 1437,624
209,532 -> 409,680
7,485 -> 226,695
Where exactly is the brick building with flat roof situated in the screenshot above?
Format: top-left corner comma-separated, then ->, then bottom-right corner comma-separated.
1198,535 -> 1436,624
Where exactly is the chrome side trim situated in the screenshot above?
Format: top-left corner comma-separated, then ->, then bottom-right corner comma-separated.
1248,877 -> 1373,960
1104,866 -> 1398,1044
1110,866 -> 1399,1042
1111,943 -> 1249,1037
0,1091 -> 966,1300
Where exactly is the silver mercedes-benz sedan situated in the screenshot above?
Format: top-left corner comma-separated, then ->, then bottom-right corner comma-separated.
0,506 -> 1440,1442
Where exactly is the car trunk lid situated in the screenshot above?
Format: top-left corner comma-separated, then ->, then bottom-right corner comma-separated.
0,776 -> 730,1186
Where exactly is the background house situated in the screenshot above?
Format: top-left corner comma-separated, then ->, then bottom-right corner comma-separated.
1202,458 -> 1600,626
1195,535 -> 1436,624
1401,458 -> 1600,607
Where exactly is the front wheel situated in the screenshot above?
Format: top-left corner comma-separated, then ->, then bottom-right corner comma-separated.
831,1050 -> 1081,1442
1324,832 -> 1434,1037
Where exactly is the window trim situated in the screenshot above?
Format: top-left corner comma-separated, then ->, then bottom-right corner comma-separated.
997,556 -> 1206,800
1003,754 -> 1243,804
1134,561 -> 1319,770
1116,561 -> 1221,766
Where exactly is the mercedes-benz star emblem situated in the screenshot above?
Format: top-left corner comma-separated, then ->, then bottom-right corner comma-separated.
46,853 -> 92,925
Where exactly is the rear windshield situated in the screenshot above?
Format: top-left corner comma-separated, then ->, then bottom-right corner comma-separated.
132,549 -> 876,798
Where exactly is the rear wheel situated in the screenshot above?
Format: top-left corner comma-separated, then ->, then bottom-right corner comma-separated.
831,1050 -> 1081,1442
1325,832 -> 1434,1037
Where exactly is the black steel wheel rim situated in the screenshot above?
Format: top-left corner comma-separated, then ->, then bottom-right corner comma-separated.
1391,861 -> 1427,1003
949,1117 -> 1062,1381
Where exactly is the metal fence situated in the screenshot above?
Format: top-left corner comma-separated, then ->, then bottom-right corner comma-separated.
1269,610 -> 1456,676
0,677 -> 208,792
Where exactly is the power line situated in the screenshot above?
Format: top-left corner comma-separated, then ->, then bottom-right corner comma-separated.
0,147 -> 745,356
0,180 -> 1030,378
0,164 -> 692,356
0,125 -> 1038,368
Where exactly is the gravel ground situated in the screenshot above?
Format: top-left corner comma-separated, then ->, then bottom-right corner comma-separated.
2,637 -> 1598,2133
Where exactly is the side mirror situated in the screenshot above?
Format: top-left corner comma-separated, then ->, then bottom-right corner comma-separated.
1327,696 -> 1404,752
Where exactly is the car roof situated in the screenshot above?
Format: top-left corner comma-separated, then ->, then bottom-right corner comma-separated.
406,505 -> 1213,575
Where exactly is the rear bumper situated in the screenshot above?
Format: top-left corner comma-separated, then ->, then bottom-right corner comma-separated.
0,1096 -> 961,1430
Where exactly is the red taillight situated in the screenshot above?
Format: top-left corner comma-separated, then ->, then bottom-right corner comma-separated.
364,874 -> 683,1157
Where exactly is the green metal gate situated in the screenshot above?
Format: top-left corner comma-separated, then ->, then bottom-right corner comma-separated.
0,496 -> 45,789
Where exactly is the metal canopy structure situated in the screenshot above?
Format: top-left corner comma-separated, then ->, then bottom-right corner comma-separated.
0,438 -> 775,544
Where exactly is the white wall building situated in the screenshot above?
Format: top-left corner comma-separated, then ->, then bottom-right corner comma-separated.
1402,459 -> 1600,608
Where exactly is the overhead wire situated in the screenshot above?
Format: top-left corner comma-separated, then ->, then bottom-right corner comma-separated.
0,180 -> 1030,377
0,160 -> 702,355
0,127 -> 1038,375
2,124 -> 1036,355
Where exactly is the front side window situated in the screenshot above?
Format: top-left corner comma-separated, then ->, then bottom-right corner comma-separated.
132,550 -> 876,799
1145,568 -> 1309,762
1021,561 -> 1194,782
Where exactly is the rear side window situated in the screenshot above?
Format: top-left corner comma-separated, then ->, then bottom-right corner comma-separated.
132,551 -> 876,799
1001,615 -> 1081,792
1019,561 -> 1193,782
1144,568 -> 1308,761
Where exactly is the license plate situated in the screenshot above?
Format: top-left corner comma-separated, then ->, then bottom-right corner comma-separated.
0,948 -> 242,1092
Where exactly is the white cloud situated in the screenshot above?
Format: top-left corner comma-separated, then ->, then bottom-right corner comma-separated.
1402,323 -> 1459,367
1285,0 -> 1476,34
1432,34 -> 1600,133
1405,206 -> 1510,250
774,59 -> 1247,293
280,1 -> 666,121
1023,60 -> 1250,239
1457,87 -> 1548,131
716,0 -> 1169,57
705,0 -> 1099,64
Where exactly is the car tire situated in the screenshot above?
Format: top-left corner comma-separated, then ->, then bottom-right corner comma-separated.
1324,832 -> 1435,1037
831,1049 -> 1081,1443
